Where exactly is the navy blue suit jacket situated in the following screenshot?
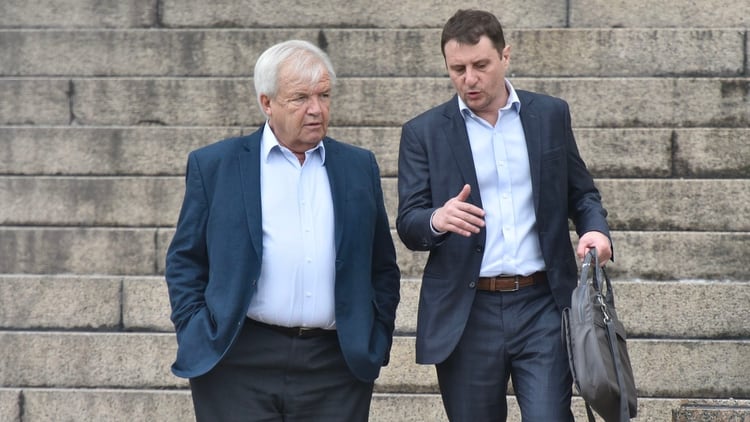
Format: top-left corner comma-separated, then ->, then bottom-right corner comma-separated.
396,91 -> 610,365
166,126 -> 400,382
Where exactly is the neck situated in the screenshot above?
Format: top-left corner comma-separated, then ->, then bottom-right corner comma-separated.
291,150 -> 306,164
277,140 -> 311,165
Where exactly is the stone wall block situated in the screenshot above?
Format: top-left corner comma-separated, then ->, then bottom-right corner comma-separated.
0,276 -> 120,329
0,228 -> 158,275
0,80 -> 69,125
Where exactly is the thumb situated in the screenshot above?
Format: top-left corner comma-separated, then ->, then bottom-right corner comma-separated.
455,184 -> 471,202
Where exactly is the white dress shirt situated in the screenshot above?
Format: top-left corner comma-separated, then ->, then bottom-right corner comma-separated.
246,123 -> 337,329
458,80 -> 546,277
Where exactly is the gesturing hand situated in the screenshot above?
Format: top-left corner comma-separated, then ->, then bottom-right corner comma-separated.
432,184 -> 486,237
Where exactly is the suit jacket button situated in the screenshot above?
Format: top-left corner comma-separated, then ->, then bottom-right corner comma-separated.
469,281 -> 476,288
475,245 -> 483,253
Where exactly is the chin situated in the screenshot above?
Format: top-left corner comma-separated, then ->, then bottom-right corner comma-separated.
306,129 -> 326,141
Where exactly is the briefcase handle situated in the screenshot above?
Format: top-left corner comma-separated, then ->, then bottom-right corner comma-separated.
580,248 -> 616,309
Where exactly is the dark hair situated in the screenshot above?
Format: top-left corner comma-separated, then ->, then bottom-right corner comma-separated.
440,9 -> 506,58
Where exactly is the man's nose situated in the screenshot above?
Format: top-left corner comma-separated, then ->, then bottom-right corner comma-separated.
306,96 -> 324,114
465,68 -> 478,85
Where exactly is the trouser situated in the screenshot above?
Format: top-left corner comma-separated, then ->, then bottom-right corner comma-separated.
190,318 -> 374,422
436,282 -> 574,422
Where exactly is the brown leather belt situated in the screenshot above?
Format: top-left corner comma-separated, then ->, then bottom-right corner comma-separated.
247,318 -> 336,339
477,271 -> 547,292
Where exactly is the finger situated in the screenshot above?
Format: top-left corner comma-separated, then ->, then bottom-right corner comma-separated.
441,212 -> 483,236
576,241 -> 590,261
455,184 -> 471,202
597,246 -> 612,264
459,203 -> 486,219
447,221 -> 481,237
459,211 -> 486,228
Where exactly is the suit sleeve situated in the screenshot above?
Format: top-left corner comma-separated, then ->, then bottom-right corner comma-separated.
165,152 -> 210,334
562,101 -> 611,240
395,121 -> 446,251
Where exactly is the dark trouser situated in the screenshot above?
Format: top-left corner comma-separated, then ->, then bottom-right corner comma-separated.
189,319 -> 374,422
436,282 -> 574,422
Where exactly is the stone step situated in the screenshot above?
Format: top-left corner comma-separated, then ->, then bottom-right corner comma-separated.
0,0 -> 157,29
1,275 -> 747,339
1,388 -> 748,422
158,0 -> 750,29
2,127 -> 749,178
0,0 -> 566,29
0,227 -> 161,275
397,279 -> 750,339
0,227 -> 748,278
6,0 -> 748,30
0,331 -> 747,398
569,0 -> 750,28
1,29 -> 743,78
673,401 -> 750,422
2,78 -> 749,128
0,176 -> 183,226
2,176 -> 748,232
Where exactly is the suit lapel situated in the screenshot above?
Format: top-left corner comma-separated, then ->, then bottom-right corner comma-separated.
443,98 -> 482,207
322,138 -> 345,252
239,129 -> 264,260
518,91 -> 542,212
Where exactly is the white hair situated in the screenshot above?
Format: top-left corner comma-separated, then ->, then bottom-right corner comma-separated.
253,40 -> 337,117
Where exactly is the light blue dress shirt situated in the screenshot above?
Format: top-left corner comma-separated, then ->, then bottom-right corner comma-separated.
246,123 -> 337,329
458,79 -> 546,277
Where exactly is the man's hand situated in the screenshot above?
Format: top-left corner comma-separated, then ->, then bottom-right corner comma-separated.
577,231 -> 612,264
432,184 -> 485,237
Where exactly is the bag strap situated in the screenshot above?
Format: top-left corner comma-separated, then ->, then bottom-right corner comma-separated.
601,264 -> 631,421
576,250 -> 599,422
563,308 -> 598,422
585,403 -> 597,422
580,249 -> 631,421
606,317 -> 631,421
597,253 -> 630,421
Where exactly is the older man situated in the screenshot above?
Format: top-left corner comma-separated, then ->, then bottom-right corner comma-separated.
166,39 -> 400,421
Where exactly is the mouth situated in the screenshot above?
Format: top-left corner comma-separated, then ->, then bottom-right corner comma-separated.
304,122 -> 323,129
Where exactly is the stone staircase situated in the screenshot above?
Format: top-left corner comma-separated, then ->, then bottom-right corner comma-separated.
1,1 -> 748,421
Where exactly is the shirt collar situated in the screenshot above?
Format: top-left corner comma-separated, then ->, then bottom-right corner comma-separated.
261,121 -> 326,164
458,78 -> 521,120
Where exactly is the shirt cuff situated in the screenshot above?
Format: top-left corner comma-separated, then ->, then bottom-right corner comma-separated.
430,210 -> 447,236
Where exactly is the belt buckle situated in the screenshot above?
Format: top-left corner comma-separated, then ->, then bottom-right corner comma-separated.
297,327 -> 312,336
500,276 -> 521,292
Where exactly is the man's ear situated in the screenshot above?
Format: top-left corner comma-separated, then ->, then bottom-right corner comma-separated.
502,45 -> 511,62
260,94 -> 272,116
